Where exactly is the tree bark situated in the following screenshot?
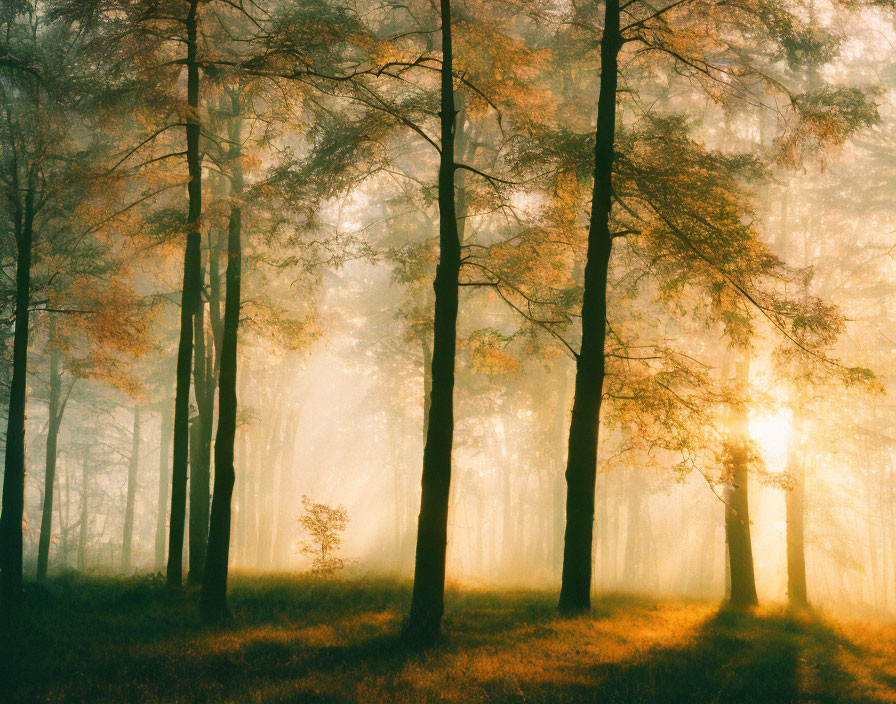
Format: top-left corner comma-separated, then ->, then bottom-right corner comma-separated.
235,423 -> 248,566
122,405 -> 141,572
156,403 -> 172,570
201,102 -> 242,621
786,403 -> 808,608
558,0 -> 620,615
188,256 -> 212,585
422,338 -> 432,439
1,169 -> 35,607
725,352 -> 759,609
406,0 -> 461,642
37,323 -> 63,581
167,0 -> 203,589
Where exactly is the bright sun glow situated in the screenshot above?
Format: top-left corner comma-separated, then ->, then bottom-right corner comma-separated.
749,408 -> 794,470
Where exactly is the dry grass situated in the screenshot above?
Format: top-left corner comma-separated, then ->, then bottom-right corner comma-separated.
3,573 -> 896,703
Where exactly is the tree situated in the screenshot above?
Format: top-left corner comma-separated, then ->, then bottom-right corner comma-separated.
723,351 -> 759,608
121,405 -> 141,572
156,401 -> 172,571
403,0 -> 463,642
529,0 -> 880,614
0,2 -> 120,604
201,90 -> 244,622
556,0 -> 621,615
298,495 -> 349,575
169,0 -> 204,589
35,318 -> 70,580
55,0 -> 221,587
249,0 -> 496,638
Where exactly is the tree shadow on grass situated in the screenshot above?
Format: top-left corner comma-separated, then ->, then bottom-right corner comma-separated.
562,608 -> 803,703
265,604 -> 892,704
9,577 -> 895,704
470,607 -> 889,704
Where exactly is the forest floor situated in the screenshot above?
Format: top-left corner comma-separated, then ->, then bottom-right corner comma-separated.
3,574 -> 896,703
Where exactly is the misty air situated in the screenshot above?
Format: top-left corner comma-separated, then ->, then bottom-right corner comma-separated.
2,1 -> 896,702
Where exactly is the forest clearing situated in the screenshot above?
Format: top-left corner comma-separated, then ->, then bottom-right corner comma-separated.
5,575 -> 896,704
4,0 -> 896,700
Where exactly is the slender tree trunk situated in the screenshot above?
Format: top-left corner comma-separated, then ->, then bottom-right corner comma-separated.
202,106 -> 242,620
725,352 -> 759,609
235,424 -> 248,566
622,470 -> 642,587
156,403 -> 172,570
122,405 -> 141,573
889,472 -> 896,611
558,0 -> 620,615
167,0 -> 203,588
273,413 -> 299,564
77,454 -> 89,571
189,256 -> 212,585
422,338 -> 432,439
786,402 -> 808,608
406,0 -> 461,642
865,468 -> 878,604
37,326 -> 62,581
787,463 -> 809,608
692,516 -> 714,595
207,210 -> 225,379
1,173 -> 35,606
62,458 -> 71,570
499,421 -> 512,572
553,367 -> 570,576
255,408 -> 280,571
245,432 -> 258,564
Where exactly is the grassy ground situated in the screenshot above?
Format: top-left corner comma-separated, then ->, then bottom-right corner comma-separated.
3,574 -> 896,703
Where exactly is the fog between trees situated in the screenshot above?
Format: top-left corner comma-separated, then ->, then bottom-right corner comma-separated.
2,0 -> 896,634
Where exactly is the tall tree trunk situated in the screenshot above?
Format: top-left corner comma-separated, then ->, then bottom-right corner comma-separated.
37,324 -> 62,581
552,367 -> 570,576
189,257 -> 212,585
167,0 -> 203,588
122,405 -> 141,573
273,412 -> 299,564
156,403 -> 172,570
622,469 -> 642,587
725,351 -> 758,609
1,171 -> 35,606
422,338 -> 432,439
244,432 -> 258,564
406,0 -> 461,642
255,408 -> 280,570
786,402 -> 808,608
785,459 -> 808,607
77,453 -> 89,571
235,424 -> 248,566
558,0 -> 620,615
202,104 -> 242,620
62,458 -> 71,570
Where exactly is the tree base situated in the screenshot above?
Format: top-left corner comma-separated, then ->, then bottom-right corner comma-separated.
557,601 -> 591,618
725,596 -> 759,612
557,584 -> 592,617
787,597 -> 811,615
403,613 -> 441,647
